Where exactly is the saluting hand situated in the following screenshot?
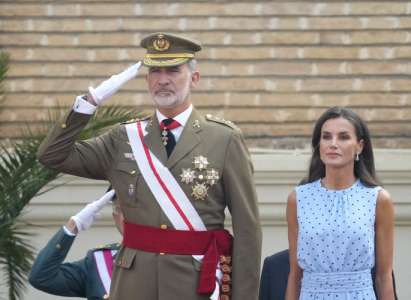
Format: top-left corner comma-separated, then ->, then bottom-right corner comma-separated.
69,189 -> 116,234
88,61 -> 142,105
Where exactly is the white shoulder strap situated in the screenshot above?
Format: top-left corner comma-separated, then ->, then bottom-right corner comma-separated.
94,250 -> 115,294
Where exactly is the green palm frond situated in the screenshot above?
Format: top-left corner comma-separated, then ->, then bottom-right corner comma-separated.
0,62 -> 144,300
0,52 -> 8,97
0,137 -> 59,300
0,221 -> 35,300
0,139 -> 59,219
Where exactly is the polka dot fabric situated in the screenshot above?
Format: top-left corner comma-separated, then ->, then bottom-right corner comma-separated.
295,179 -> 381,300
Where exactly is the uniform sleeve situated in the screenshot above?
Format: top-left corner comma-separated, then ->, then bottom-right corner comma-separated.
37,109 -> 116,180
222,129 -> 262,300
29,228 -> 87,297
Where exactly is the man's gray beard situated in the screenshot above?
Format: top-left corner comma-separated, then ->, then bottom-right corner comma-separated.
152,95 -> 180,108
153,85 -> 190,108
152,86 -> 190,109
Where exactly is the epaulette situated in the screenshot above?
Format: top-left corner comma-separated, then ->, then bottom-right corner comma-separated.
93,242 -> 121,251
121,115 -> 151,125
205,114 -> 237,129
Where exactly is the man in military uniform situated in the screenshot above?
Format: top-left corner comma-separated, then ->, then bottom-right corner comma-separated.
37,32 -> 262,300
29,189 -> 122,299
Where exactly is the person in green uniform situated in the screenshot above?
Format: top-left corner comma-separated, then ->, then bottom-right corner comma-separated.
37,32 -> 262,300
29,189 -> 123,299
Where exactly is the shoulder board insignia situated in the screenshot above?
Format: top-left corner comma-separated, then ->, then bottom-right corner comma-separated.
121,115 -> 151,124
205,114 -> 237,129
93,243 -> 121,251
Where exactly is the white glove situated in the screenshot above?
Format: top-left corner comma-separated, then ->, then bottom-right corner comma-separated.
88,61 -> 142,105
70,190 -> 116,233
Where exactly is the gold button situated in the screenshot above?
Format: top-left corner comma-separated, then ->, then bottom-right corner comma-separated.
130,170 -> 136,175
55,243 -> 61,249
160,224 -> 167,229
159,252 -> 165,255
61,123 -> 67,129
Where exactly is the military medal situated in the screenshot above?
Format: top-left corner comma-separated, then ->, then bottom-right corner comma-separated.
179,155 -> 220,201
206,169 -> 219,185
192,183 -> 208,200
180,168 -> 196,184
161,129 -> 169,146
128,184 -> 135,196
160,118 -> 180,147
193,120 -> 201,129
193,155 -> 209,170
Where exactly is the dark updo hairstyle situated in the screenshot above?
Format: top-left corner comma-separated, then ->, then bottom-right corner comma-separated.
301,106 -> 380,187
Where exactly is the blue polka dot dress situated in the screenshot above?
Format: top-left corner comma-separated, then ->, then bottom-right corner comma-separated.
296,179 -> 381,300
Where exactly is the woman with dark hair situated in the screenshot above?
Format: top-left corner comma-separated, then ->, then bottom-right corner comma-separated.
285,107 -> 395,300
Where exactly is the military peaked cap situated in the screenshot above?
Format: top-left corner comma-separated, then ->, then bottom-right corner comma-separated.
140,32 -> 202,67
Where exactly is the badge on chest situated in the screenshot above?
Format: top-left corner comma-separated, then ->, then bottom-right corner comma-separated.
179,155 -> 220,201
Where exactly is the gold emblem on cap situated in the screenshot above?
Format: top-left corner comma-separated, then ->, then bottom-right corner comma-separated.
153,34 -> 170,52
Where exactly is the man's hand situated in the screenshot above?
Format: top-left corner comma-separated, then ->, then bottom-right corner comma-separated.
69,190 -> 116,233
88,61 -> 142,105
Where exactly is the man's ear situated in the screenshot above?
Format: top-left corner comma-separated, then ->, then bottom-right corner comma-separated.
190,71 -> 200,88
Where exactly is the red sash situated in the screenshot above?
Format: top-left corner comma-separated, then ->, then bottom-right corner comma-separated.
123,221 -> 233,294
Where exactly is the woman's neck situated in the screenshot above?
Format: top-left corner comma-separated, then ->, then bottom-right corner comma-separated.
322,166 -> 357,190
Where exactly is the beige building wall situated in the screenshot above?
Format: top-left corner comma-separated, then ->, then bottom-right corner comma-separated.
0,1 -> 410,299
7,150 -> 411,300
1,1 -> 411,148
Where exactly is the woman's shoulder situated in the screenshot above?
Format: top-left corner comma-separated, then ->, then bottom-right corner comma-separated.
375,188 -> 395,222
295,179 -> 319,193
357,180 -> 384,194
376,188 -> 393,204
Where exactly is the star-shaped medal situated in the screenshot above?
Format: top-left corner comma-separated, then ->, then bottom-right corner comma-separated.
180,168 -> 196,184
206,168 -> 219,186
193,155 -> 209,170
191,183 -> 208,200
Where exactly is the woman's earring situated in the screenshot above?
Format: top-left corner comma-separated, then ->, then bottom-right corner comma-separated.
355,153 -> 360,161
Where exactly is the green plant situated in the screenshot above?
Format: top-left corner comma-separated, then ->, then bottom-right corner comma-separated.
0,50 -> 143,299
0,52 -> 9,109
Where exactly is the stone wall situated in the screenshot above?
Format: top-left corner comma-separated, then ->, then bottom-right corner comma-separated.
1,1 -> 411,148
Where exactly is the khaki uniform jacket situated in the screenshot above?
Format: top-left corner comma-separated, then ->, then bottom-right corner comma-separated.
38,108 -> 262,300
